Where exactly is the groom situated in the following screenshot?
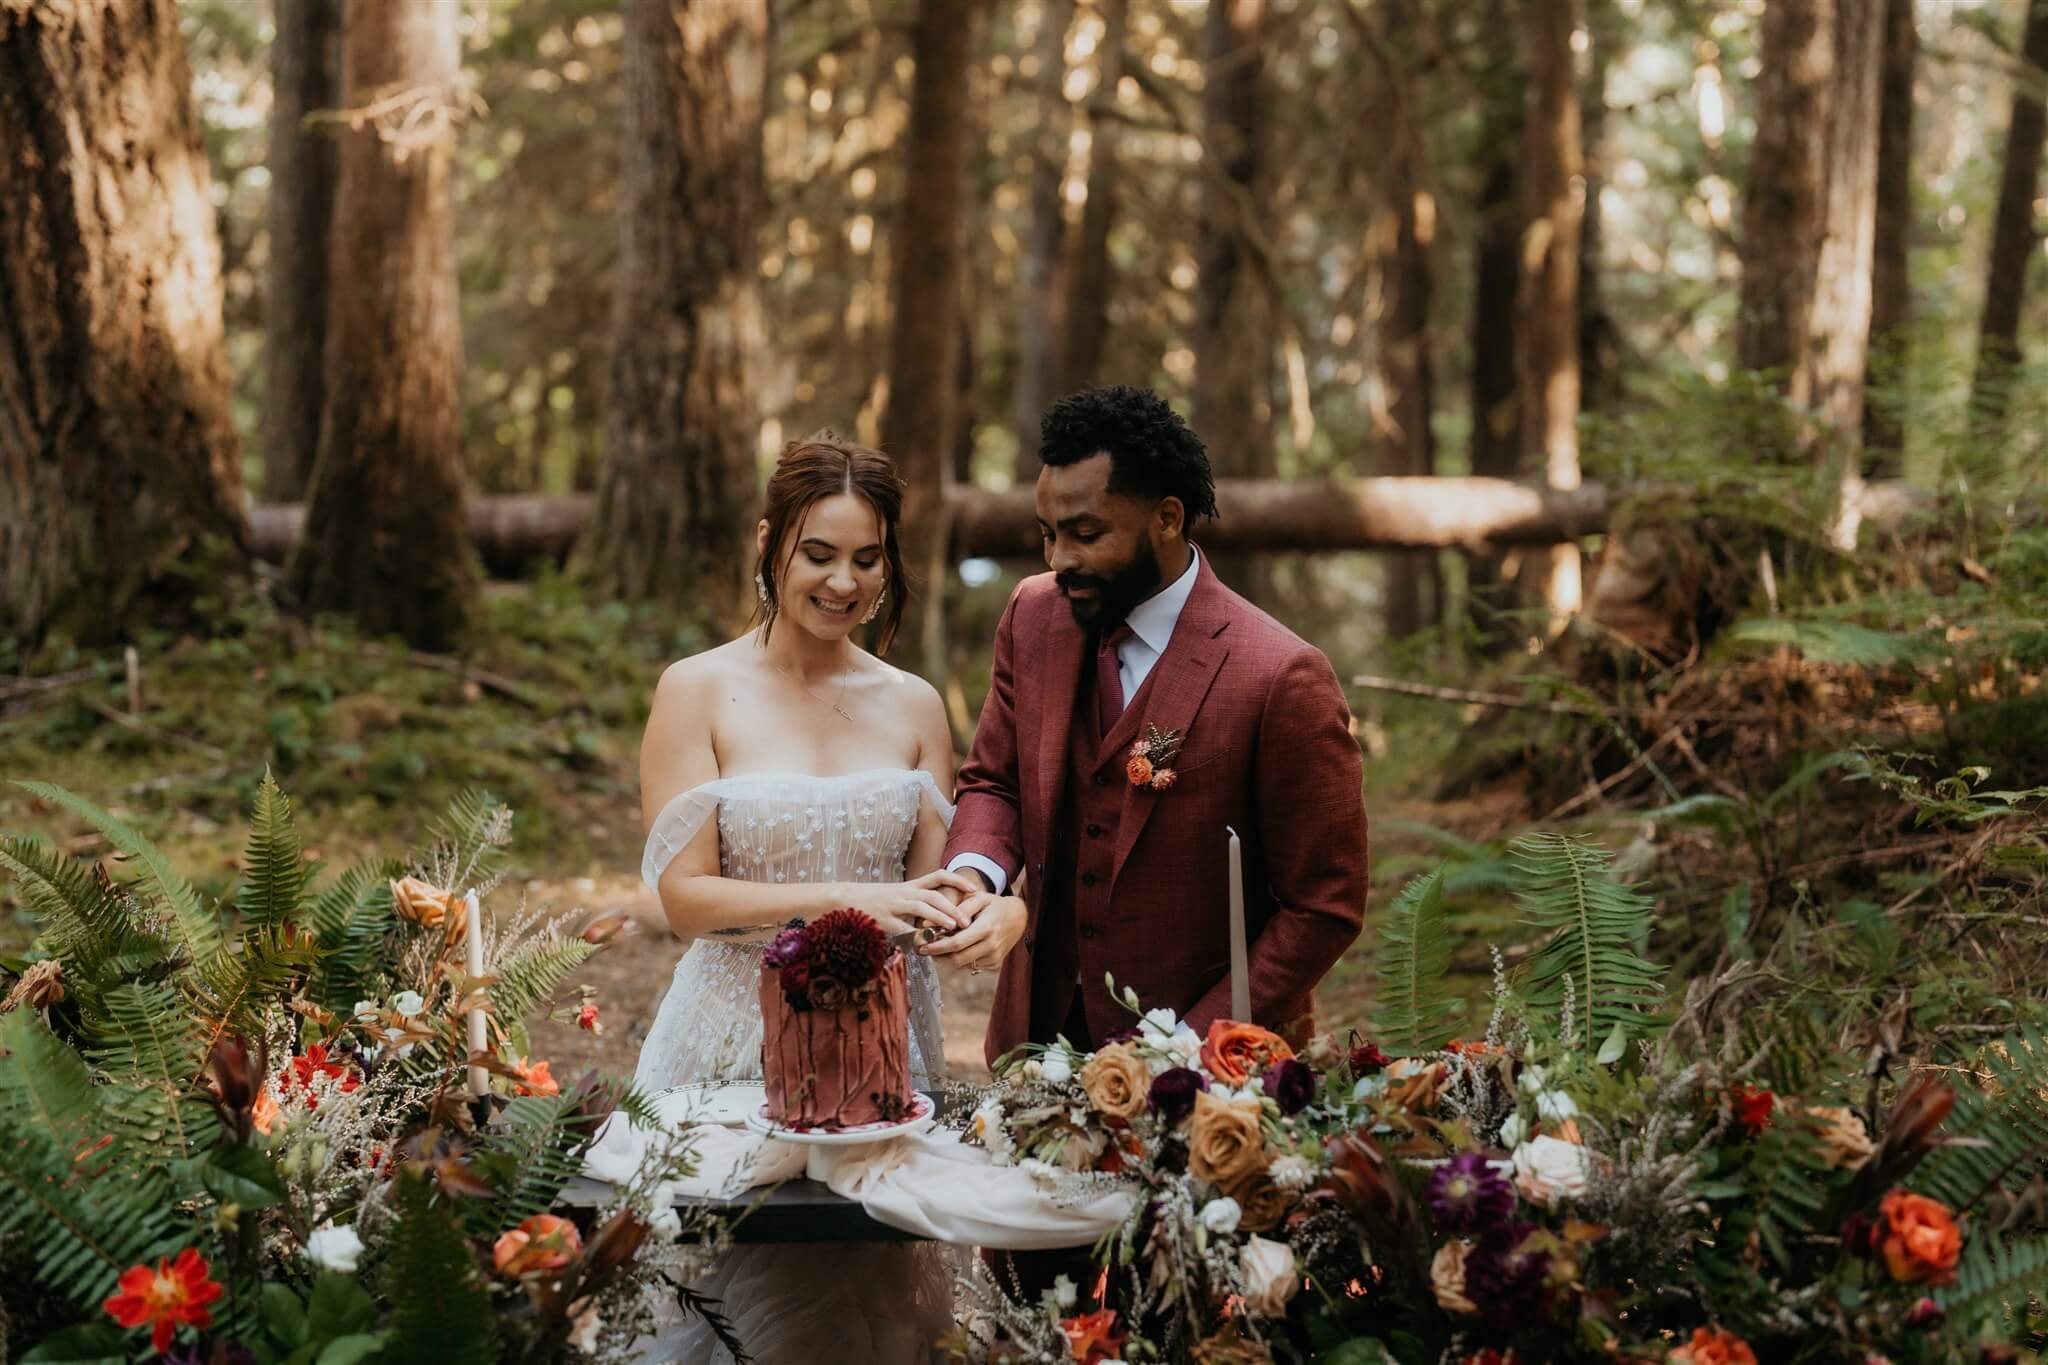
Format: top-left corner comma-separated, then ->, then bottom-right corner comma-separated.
935,386 -> 1369,1065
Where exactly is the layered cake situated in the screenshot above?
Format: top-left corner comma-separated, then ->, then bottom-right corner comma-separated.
759,909 -> 914,1129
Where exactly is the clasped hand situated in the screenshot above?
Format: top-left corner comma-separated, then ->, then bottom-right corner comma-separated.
916,889 -> 1026,973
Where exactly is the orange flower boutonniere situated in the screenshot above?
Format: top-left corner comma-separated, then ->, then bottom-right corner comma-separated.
1129,724 -> 1186,791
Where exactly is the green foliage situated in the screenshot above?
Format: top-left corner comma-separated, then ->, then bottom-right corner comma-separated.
1371,869 -> 1459,1055
305,857 -> 402,1012
233,771 -> 312,932
465,1093 -> 605,1238
1916,1026 -> 2048,1215
376,1174 -> 500,1365
488,931 -> 598,1050
1509,833 -> 1665,1053
1937,1232 -> 2048,1334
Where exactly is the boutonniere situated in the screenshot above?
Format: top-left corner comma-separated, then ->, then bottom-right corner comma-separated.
1126,724 -> 1186,792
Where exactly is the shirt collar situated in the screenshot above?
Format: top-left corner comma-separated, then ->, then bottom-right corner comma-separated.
1123,545 -> 1200,656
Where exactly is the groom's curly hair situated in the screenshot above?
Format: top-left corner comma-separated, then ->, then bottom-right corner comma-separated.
1038,386 -> 1218,526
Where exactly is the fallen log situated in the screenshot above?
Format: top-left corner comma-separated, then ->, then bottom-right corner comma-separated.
247,477 -> 1930,568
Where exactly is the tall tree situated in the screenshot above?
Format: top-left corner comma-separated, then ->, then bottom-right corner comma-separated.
1517,0 -> 1584,623
1011,0 -> 1077,480
1864,0 -> 1917,467
586,0 -> 770,613
1059,0 -> 1131,396
1194,0 -> 1273,597
1578,0 -> 1619,412
288,0 -> 475,648
881,0 -> 985,676
1970,0 -> 2048,437
1467,1 -> 1523,649
262,0 -> 341,503
0,0 -> 248,642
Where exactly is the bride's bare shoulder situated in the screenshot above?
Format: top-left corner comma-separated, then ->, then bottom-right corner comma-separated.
651,639 -> 758,713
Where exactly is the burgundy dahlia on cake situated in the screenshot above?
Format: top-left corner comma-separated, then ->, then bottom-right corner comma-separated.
759,910 -> 913,1129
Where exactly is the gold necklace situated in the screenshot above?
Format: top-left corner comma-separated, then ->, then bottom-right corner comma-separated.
771,660 -> 853,722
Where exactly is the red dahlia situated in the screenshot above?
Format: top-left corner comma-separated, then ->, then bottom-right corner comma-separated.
807,909 -> 890,990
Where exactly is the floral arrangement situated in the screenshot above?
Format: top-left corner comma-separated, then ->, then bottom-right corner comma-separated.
764,907 -> 895,1011
952,835 -> 2048,1364
1127,725 -> 1185,792
0,778 -> 741,1364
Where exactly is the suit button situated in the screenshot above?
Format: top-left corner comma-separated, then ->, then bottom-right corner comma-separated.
1081,872 -> 1097,888
1093,773 -> 1109,786
1079,923 -> 1101,939
1086,823 -> 1102,838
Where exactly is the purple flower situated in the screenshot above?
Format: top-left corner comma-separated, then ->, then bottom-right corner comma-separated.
1427,1152 -> 1516,1234
1262,1057 -> 1316,1114
1462,1221 -> 1559,1325
764,926 -> 809,969
1148,1066 -> 1208,1123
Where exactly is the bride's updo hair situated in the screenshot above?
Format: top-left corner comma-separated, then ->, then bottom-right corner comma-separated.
754,431 -> 910,654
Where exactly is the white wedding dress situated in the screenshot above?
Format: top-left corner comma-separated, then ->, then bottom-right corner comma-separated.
631,768 -> 957,1364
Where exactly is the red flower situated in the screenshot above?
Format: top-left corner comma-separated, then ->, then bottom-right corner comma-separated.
807,909 -> 890,990
1462,1353 -> 1517,1365
1669,1326 -> 1759,1365
1060,1307 -> 1126,1363
511,1057 -> 560,1097
1731,1085 -> 1774,1135
576,1003 -> 603,1035
493,1213 -> 583,1277
279,1044 -> 359,1111
1350,1040 -> 1391,1075
103,1248 -> 223,1352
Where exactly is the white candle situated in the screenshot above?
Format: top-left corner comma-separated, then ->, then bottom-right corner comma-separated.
1226,826 -> 1250,1022
465,890 -> 487,1099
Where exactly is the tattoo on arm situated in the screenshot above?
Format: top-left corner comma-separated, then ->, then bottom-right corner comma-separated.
711,924 -> 777,939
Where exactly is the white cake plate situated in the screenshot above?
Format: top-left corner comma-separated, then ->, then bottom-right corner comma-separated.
744,1090 -> 936,1146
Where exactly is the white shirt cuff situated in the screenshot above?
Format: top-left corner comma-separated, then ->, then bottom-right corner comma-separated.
946,852 -> 1010,896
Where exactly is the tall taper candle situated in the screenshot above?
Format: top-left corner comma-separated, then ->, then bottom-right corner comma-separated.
465,890 -> 487,1099
1226,826 -> 1250,1021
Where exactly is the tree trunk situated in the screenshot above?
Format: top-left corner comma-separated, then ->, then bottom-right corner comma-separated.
1467,0 -> 1523,650
1011,0 -> 1076,481
286,0 -> 474,649
1970,0 -> 2048,436
585,0 -> 769,618
0,0 -> 248,644
881,0 -> 984,677
1736,0 -> 1831,390
1194,0 -> 1272,598
1578,0 -> 1618,412
1517,0 -> 1584,625
1058,0 -> 1130,396
1369,0 -> 1438,640
262,0 -> 341,503
1814,0 -> 1883,547
1863,0 -> 1916,468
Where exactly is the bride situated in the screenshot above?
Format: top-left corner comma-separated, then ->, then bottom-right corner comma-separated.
630,432 -> 1022,1363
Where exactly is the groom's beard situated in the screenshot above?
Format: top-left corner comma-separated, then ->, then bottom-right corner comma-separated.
1057,540 -> 1163,628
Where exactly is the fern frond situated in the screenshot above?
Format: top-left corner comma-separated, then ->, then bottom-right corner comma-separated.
15,781 -> 226,970
1372,870 -> 1458,1055
488,932 -> 597,1033
232,771 -> 309,934
466,1094 -> 605,1238
305,857 -> 402,1012
1935,1231 -> 2048,1333
378,1172 -> 500,1365
1510,833 -> 1666,1053
0,1119 -> 191,1315
0,836 -> 168,984
84,982 -> 219,1162
424,789 -> 513,895
1917,1027 -> 2048,1213
189,928 -> 316,1047
0,1009 -> 100,1141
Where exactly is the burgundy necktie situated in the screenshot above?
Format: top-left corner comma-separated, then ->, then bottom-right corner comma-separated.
1096,625 -> 1133,735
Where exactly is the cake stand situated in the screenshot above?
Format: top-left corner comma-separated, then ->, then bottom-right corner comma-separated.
745,1092 -> 937,1178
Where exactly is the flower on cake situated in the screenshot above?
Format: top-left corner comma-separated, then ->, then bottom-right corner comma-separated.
764,909 -> 893,1012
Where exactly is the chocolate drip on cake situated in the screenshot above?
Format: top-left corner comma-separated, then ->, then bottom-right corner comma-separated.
760,947 -> 913,1129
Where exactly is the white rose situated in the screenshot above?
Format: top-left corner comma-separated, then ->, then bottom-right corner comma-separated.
1511,1134 -> 1593,1207
1269,1153 -> 1317,1191
1199,1196 -> 1242,1235
1040,1051 -> 1073,1086
1139,1007 -> 1179,1041
351,999 -> 379,1022
1497,1112 -> 1526,1148
306,1223 -> 365,1273
1238,1235 -> 1299,1317
392,989 -> 425,1017
1535,1089 -> 1579,1122
1052,1274 -> 1078,1311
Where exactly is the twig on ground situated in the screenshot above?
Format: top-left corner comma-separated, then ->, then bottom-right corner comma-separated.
1348,673 -> 1619,717
339,641 -> 544,710
82,699 -> 229,761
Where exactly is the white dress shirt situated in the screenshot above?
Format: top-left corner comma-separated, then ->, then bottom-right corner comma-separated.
950,548 -> 1202,896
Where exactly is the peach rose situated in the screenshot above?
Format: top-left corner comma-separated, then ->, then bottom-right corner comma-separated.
250,1088 -> 281,1136
1126,755 -> 1155,787
1080,1043 -> 1150,1124
1431,1239 -> 1477,1315
512,1057 -> 560,1097
1188,1089 -> 1268,1190
1878,1189 -> 1962,1286
391,877 -> 465,939
1383,1058 -> 1445,1112
1201,1019 -> 1294,1086
492,1213 -> 582,1277
1803,1104 -> 1874,1172
1668,1326 -> 1758,1365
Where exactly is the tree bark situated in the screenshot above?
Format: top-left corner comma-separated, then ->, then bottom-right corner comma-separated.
262,0 -> 341,503
286,0 -> 475,649
0,0 -> 249,643
1467,1 -> 1523,649
1578,0 -> 1619,412
1736,0 -> 1832,389
881,0 -> 984,677
585,0 -> 769,617
1814,0 -> 1883,547
1517,0 -> 1584,623
1011,0 -> 1076,480
1970,0 -> 2048,435
1863,0 -> 1916,468
1194,0 -> 1273,598
1058,0 -> 1130,396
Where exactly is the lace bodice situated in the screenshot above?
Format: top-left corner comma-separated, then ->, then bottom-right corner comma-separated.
632,769 -> 953,1094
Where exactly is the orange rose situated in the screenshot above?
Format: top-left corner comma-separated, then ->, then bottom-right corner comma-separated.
511,1057 -> 560,1097
1079,1042 -> 1150,1124
1223,1169 -> 1292,1233
1668,1326 -> 1758,1365
391,877 -> 466,939
250,1088 -> 281,1136
1877,1189 -> 1962,1285
1126,755 -> 1154,787
1201,1019 -> 1294,1086
1187,1089 -> 1268,1190
492,1214 -> 582,1277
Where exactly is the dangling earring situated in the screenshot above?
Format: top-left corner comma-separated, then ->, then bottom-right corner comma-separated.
755,572 -> 771,608
861,585 -> 887,625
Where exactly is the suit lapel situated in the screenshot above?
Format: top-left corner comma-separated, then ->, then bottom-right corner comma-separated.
1110,558 -> 1233,890
1031,602 -> 1088,838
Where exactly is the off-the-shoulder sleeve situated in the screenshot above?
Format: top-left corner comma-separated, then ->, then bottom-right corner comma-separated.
912,771 -> 957,827
640,787 -> 722,891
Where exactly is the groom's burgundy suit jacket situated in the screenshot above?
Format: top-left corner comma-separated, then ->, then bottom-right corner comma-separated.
947,555 -> 1369,1066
